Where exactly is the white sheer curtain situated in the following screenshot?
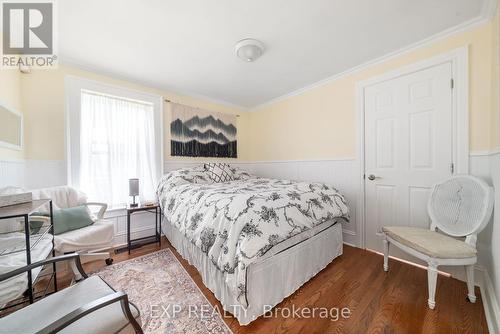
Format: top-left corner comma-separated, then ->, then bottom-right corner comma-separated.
79,90 -> 157,207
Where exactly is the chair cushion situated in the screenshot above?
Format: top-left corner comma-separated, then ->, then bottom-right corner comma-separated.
0,276 -> 140,334
382,226 -> 477,259
54,219 -> 114,253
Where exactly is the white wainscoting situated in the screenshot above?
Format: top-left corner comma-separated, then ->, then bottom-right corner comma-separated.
469,152 -> 494,265
164,155 -> 493,251
247,159 -> 359,245
0,159 -> 66,189
0,156 -> 492,249
0,160 -> 25,188
104,209 -> 160,247
481,150 -> 500,333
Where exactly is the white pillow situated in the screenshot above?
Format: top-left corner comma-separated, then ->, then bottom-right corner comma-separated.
229,166 -> 254,181
204,163 -> 235,183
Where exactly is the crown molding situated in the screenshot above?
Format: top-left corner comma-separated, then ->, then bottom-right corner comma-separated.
250,4 -> 497,112
59,0 -> 499,112
58,58 -> 248,111
482,0 -> 499,20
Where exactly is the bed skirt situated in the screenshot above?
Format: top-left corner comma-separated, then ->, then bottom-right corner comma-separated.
162,220 -> 343,325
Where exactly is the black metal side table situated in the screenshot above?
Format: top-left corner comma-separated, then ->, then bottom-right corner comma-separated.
0,199 -> 57,310
115,204 -> 161,254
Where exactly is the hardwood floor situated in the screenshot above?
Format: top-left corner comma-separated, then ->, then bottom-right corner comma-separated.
65,237 -> 488,333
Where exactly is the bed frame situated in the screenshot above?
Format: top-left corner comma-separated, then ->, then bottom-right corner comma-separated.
162,220 -> 343,325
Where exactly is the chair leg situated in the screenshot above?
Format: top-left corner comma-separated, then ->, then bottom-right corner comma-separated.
69,259 -> 83,281
465,265 -> 476,303
427,263 -> 438,309
80,252 -> 112,264
383,237 -> 389,272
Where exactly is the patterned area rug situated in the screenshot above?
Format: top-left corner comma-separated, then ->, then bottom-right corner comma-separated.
93,249 -> 232,334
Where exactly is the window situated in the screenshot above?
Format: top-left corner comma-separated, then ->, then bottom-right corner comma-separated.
67,77 -> 163,208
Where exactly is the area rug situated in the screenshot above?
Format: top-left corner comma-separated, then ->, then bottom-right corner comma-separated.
92,249 -> 232,334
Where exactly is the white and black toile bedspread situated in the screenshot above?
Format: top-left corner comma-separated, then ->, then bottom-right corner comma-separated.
157,167 -> 349,307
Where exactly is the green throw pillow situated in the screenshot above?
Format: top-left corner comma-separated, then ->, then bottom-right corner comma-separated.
53,206 -> 94,235
30,220 -> 45,234
29,211 -> 50,234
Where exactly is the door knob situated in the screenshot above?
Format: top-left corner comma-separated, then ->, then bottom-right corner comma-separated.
367,174 -> 377,181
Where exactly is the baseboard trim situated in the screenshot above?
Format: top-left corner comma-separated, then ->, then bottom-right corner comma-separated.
479,268 -> 500,334
342,229 -> 356,236
113,226 -> 159,246
446,264 -> 483,286
455,265 -> 500,333
343,241 -> 357,248
370,251 -> 500,329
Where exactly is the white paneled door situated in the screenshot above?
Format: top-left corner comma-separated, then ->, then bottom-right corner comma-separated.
364,62 -> 453,256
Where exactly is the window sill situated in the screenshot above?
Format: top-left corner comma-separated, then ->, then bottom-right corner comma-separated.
104,206 -> 127,218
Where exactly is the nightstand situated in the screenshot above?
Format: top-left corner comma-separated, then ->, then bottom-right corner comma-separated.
115,203 -> 161,254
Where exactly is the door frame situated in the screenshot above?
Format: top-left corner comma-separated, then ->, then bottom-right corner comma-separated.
355,46 -> 469,249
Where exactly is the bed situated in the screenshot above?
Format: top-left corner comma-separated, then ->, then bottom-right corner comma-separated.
157,165 -> 349,325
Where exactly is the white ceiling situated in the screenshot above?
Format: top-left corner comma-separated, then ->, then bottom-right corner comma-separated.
59,0 -> 487,109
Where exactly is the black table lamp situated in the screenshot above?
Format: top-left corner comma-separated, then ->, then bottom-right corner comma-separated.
129,178 -> 139,207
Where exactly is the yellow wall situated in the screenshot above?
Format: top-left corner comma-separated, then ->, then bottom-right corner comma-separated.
18,65 -> 250,161
0,69 -> 23,159
1,17 -> 498,162
492,5 -> 500,150
250,20 -> 497,161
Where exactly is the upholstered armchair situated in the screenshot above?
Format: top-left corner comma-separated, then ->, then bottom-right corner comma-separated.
29,186 -> 115,272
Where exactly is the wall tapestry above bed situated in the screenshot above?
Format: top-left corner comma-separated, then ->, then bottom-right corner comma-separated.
170,103 -> 237,158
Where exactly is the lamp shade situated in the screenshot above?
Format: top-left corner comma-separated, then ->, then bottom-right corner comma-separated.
129,178 -> 139,196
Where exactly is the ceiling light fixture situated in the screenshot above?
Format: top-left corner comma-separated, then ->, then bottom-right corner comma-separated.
235,38 -> 264,62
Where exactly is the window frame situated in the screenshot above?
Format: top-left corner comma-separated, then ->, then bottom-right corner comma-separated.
65,76 -> 164,201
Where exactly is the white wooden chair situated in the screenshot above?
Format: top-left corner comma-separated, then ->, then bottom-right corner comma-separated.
382,175 -> 494,309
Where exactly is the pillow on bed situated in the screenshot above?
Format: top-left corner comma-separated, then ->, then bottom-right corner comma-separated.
157,166 -> 213,197
229,166 -> 254,181
168,166 -> 211,186
204,163 -> 235,183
